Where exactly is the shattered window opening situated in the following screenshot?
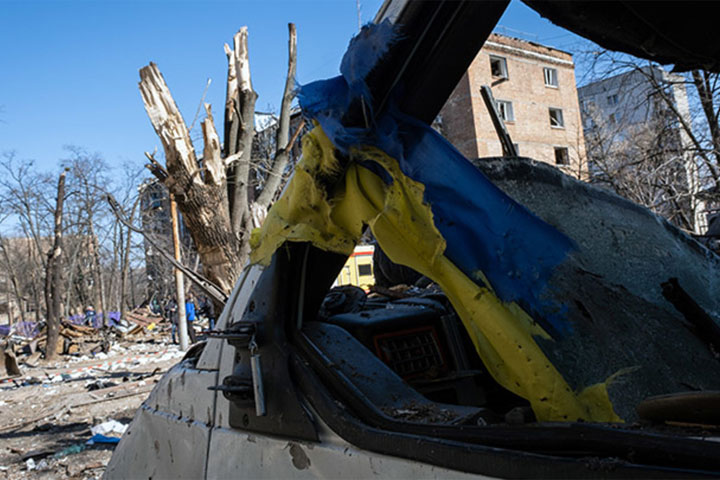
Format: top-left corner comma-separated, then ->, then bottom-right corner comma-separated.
554,146 -> 570,165
495,99 -> 514,122
549,107 -> 564,128
489,55 -> 508,79
544,67 -> 558,87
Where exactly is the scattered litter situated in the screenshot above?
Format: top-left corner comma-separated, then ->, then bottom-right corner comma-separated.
87,433 -> 121,445
91,419 -> 128,436
87,380 -> 118,391
53,443 -> 86,459
24,458 -> 35,471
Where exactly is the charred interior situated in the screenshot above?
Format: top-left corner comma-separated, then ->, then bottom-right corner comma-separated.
312,280 -> 530,424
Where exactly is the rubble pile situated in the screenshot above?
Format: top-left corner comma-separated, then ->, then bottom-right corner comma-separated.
1,307 -> 165,364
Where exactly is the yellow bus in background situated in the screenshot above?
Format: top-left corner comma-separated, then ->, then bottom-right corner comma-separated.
335,245 -> 375,291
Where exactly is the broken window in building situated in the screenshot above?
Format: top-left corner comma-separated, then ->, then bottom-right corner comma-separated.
549,107 -> 564,128
544,67 -> 558,87
554,146 -> 570,165
495,99 -> 514,122
489,55 -> 508,79
607,94 -> 619,106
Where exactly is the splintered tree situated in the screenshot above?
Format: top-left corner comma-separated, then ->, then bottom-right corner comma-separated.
139,24 -> 301,295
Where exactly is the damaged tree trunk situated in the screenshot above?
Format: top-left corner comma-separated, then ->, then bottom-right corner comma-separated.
139,24 -> 299,294
44,168 -> 68,361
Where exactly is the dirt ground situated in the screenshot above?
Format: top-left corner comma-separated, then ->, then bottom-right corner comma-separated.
0,334 -> 186,479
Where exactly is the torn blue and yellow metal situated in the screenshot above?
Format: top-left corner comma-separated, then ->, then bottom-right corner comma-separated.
250,23 -> 621,422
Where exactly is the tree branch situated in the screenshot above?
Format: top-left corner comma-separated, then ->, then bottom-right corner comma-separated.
256,23 -> 298,209
106,194 -> 227,305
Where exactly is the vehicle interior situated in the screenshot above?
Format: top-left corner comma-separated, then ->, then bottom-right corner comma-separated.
310,281 -> 528,425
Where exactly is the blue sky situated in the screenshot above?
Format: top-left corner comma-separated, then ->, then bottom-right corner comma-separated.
0,0 -> 586,173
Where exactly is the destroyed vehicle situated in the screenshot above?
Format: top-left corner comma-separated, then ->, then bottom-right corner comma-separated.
108,1 -> 720,478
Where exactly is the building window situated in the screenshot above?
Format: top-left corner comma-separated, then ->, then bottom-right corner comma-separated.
544,67 -> 558,87
357,263 -> 372,276
490,55 -> 508,79
549,108 -> 564,128
607,94 -> 619,106
554,147 -> 570,165
495,100 -> 514,122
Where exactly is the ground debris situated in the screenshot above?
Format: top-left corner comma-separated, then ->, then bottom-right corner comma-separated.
0,310 -> 190,479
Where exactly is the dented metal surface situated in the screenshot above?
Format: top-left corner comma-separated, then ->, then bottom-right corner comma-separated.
205,412 -> 487,480
106,266 -> 264,479
104,361 -> 216,479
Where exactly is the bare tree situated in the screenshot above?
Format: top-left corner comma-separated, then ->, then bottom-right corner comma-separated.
579,52 -> 720,233
62,148 -> 114,323
139,24 -> 302,294
0,152 -> 53,321
0,146 -> 150,345
583,102 -> 696,229
0,234 -> 25,323
119,196 -> 140,319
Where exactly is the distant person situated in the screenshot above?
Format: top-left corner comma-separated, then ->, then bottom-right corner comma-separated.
165,298 -> 179,344
150,297 -> 161,316
199,295 -> 216,330
84,305 -> 96,328
185,295 -> 197,343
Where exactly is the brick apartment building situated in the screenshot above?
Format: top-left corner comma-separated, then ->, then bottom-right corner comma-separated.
439,33 -> 586,175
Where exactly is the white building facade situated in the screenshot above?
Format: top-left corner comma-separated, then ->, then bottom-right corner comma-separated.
578,66 -> 707,233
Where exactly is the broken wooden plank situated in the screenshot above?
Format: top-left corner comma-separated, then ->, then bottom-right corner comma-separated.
3,348 -> 22,376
